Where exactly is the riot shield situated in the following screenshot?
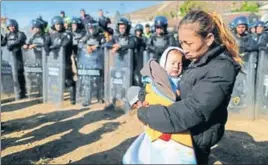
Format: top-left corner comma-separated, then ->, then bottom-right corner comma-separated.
143,50 -> 154,67
255,49 -> 268,120
22,47 -> 43,98
44,47 -> 65,106
228,51 -> 257,120
76,43 -> 104,106
104,48 -> 133,111
1,47 -> 14,98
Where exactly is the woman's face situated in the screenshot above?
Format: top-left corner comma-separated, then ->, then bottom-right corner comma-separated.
178,24 -> 213,61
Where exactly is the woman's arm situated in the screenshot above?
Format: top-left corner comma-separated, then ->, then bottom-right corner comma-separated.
137,61 -> 237,133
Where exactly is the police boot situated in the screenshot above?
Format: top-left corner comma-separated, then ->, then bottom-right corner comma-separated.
97,85 -> 104,104
69,83 -> 76,105
19,89 -> 27,99
18,70 -> 27,99
97,77 -> 104,104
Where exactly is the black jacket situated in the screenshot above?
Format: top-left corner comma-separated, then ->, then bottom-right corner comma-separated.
134,36 -> 147,52
111,34 -> 136,53
147,33 -> 177,61
233,33 -> 258,53
1,31 -> 27,52
83,33 -> 105,48
80,14 -> 96,26
28,32 -> 49,45
257,31 -> 268,50
44,30 -> 73,66
138,44 -> 241,149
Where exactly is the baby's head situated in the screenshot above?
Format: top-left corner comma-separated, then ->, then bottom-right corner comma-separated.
160,47 -> 184,77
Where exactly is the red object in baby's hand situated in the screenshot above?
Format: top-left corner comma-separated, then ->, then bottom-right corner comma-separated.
159,133 -> 171,141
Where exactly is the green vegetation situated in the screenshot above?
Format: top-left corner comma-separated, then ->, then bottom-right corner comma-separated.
179,1 -> 203,16
232,1 -> 260,12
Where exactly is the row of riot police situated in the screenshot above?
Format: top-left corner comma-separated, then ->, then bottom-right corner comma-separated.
228,16 -> 268,120
1,15 -> 177,110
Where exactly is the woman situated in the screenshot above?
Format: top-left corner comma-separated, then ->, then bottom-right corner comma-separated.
137,10 -> 241,164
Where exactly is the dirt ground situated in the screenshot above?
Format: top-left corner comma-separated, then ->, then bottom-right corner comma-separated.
1,97 -> 268,165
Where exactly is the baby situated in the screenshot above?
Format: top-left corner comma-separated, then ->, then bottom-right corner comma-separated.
125,47 -> 197,164
159,46 -> 183,96
127,46 -> 184,110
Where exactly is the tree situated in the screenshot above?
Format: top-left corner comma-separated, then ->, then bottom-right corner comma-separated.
179,1 -> 202,16
232,1 -> 260,12
170,11 -> 176,19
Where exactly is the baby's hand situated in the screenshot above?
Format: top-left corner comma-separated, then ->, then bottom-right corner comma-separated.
142,101 -> 149,107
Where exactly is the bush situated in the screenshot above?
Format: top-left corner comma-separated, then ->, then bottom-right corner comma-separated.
179,1 -> 202,16
232,1 -> 259,12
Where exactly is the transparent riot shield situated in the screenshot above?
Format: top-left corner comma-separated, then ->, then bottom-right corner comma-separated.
255,49 -> 268,120
76,43 -> 104,106
22,47 -> 43,98
104,48 -> 133,111
44,47 -> 65,106
1,47 -> 14,99
228,51 -> 257,120
143,50 -> 154,67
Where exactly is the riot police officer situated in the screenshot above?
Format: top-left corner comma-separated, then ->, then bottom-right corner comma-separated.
256,21 -> 265,35
22,19 -> 49,97
249,22 -> 256,34
133,24 -> 147,86
63,16 -> 72,33
144,24 -> 152,39
44,16 -> 76,105
36,15 -> 49,33
110,17 -> 135,55
150,24 -> 155,34
147,16 -> 176,62
232,16 -> 258,58
71,17 -> 86,69
98,9 -> 111,40
229,20 -> 236,34
105,27 -> 114,43
23,19 -> 49,50
81,22 -> 105,105
108,17 -> 136,89
1,19 -> 27,99
84,22 -> 105,53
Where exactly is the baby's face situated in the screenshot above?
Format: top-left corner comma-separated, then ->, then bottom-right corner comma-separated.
165,50 -> 183,77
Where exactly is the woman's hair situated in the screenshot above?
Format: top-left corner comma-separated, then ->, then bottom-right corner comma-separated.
179,10 -> 242,64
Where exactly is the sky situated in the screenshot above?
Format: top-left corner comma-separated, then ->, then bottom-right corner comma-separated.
1,1 -> 162,29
